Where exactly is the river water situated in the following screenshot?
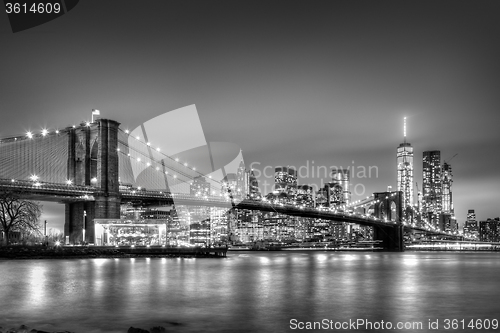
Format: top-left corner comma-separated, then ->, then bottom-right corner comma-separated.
1,251 -> 500,333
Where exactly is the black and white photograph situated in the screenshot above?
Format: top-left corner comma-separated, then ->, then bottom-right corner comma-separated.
1,1 -> 500,332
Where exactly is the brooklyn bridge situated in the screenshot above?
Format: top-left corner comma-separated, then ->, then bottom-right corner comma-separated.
0,117 -> 458,251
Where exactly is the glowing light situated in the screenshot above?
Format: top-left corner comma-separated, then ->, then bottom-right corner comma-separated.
66,179 -> 73,185
146,162 -> 151,166
136,157 -> 141,162
125,130 -> 129,134
26,132 -> 33,139
34,182 -> 41,187
55,130 -> 59,134
30,175 -> 38,181
136,136 -> 140,140
173,175 -> 177,178
193,167 -> 196,171
41,129 -> 48,136
91,177 -> 97,183
117,148 -> 120,151
404,117 -> 407,138
72,125 -> 76,128
175,158 -> 179,162
55,241 -> 61,246
165,171 -> 168,174
156,147 -> 160,152
146,142 -> 151,146
156,167 -> 160,171
184,163 -> 188,166
86,122 -> 90,127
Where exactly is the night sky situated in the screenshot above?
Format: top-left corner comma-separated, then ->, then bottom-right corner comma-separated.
1,1 -> 499,231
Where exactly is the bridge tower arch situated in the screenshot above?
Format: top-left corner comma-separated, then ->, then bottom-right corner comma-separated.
65,119 -> 121,244
372,191 -> 404,251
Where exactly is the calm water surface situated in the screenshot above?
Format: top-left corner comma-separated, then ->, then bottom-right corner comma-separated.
1,251 -> 500,333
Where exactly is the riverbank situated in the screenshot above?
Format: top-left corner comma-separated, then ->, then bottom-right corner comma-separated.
0,324 -> 169,333
0,245 -> 227,259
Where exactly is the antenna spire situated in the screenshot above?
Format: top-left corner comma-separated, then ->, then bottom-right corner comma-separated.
403,117 -> 407,144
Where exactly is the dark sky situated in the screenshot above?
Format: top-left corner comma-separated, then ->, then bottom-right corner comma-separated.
1,0 -> 500,230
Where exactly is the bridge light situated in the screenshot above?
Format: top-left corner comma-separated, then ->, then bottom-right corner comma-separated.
156,167 -> 160,171
146,162 -> 151,166
41,129 -> 48,136
85,122 -> 90,127
26,131 -> 33,139
30,174 -> 39,181
136,158 -> 141,162
125,129 -> 129,134
164,171 -> 168,174
117,148 -> 120,152
146,142 -> 151,146
66,179 -> 73,185
175,158 -> 179,162
34,182 -> 41,187
136,136 -> 140,140
184,163 -> 188,167
55,130 -> 59,134
156,147 -> 160,152
91,177 -> 97,184
173,175 -> 177,178
72,125 -> 76,128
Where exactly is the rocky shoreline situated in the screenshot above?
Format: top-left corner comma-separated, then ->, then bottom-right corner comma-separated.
0,325 -> 171,333
0,245 -> 227,259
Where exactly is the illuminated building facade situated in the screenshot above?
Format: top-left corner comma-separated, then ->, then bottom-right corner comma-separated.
441,162 -> 454,214
331,169 -> 351,205
479,218 -> 500,242
274,167 -> 297,200
423,150 -> 442,227
315,187 -> 329,208
296,185 -> 314,208
397,117 -> 413,210
463,209 -> 479,239
190,175 -> 211,198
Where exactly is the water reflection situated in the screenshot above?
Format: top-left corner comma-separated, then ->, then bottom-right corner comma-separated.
1,252 -> 500,332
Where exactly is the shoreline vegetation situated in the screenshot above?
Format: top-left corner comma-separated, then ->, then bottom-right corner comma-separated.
0,245 -> 228,259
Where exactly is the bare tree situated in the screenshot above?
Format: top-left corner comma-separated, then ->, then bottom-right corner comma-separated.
0,191 -> 42,246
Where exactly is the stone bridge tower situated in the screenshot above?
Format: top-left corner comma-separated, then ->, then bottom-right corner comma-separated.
64,119 -> 121,244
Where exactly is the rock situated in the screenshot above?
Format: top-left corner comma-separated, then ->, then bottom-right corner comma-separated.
150,327 -> 166,333
127,327 -> 150,333
17,325 -> 30,333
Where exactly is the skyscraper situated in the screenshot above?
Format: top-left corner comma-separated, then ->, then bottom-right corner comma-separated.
441,162 -> 454,214
423,150 -> 442,227
274,166 -> 297,200
330,168 -> 351,205
397,117 -> 414,210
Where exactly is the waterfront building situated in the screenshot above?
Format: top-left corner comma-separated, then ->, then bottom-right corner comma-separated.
439,212 -> 458,233
463,210 -> 479,239
423,150 -> 442,228
479,218 -> 500,242
397,117 -> 414,210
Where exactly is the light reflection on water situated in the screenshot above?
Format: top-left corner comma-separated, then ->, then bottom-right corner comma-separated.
1,252 -> 500,333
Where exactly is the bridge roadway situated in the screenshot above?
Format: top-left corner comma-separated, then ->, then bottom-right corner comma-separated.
0,179 -> 456,238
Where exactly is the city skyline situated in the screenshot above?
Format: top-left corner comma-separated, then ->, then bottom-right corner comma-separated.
1,1 -> 500,230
